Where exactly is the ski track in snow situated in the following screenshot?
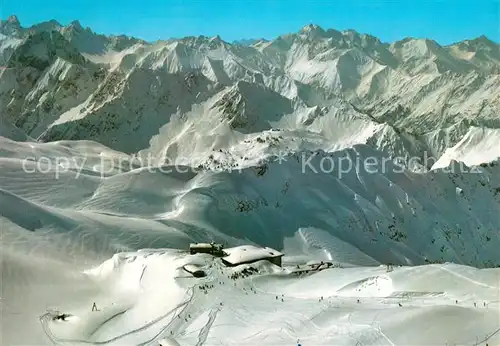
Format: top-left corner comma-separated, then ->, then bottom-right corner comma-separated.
30,249 -> 500,346
40,291 -> 193,346
437,264 -> 499,290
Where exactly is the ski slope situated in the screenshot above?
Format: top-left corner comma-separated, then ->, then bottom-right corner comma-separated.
33,251 -> 500,346
1,136 -> 499,345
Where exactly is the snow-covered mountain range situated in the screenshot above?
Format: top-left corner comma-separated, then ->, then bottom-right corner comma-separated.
1,16 -> 499,166
1,16 -> 500,345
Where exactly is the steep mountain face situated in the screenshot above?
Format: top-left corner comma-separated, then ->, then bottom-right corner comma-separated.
0,117 -> 32,141
0,18 -> 499,167
0,15 -> 23,37
1,30 -> 103,138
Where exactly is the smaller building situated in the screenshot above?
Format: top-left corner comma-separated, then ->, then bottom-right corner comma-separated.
221,245 -> 284,267
189,242 -> 226,257
311,261 -> 333,271
290,261 -> 334,276
182,264 -> 206,278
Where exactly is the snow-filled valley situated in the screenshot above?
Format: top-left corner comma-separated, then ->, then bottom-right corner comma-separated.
1,15 -> 500,346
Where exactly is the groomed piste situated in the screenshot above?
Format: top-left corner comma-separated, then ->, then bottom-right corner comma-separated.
37,248 -> 500,346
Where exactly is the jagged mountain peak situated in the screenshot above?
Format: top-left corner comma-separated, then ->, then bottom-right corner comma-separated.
68,20 -> 84,31
453,35 -> 499,51
341,29 -> 362,39
299,23 -> 325,34
0,16 -> 145,55
233,38 -> 266,46
390,37 -> 441,51
7,29 -> 85,65
0,15 -> 22,36
175,34 -> 230,50
1,17 -> 499,166
27,19 -> 63,35
342,29 -> 383,47
297,24 -> 332,40
460,35 -> 497,45
6,15 -> 20,24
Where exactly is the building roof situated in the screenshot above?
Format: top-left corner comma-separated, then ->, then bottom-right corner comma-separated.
221,245 -> 283,266
183,264 -> 203,273
182,264 -> 206,277
190,243 -> 214,249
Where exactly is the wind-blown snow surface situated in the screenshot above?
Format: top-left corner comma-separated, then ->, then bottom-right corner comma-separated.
1,136 -> 500,345
38,251 -> 500,346
2,16 -> 500,345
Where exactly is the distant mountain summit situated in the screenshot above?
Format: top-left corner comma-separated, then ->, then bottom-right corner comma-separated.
0,15 -> 22,36
0,15 -> 145,53
233,38 -> 267,46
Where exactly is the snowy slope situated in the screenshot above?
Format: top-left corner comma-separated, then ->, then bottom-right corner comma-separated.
41,251 -> 499,346
1,136 -> 499,273
4,245 -> 500,345
432,127 -> 500,169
